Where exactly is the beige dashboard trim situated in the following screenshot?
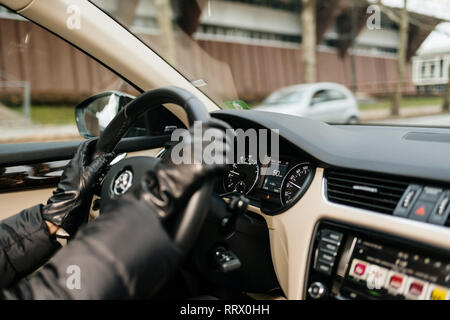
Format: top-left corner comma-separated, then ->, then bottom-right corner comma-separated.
256,168 -> 450,300
0,0 -> 33,11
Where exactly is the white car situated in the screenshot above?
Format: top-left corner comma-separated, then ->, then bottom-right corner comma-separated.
255,82 -> 360,124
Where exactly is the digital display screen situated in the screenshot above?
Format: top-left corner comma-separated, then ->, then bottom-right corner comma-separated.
341,238 -> 450,300
262,160 -> 289,193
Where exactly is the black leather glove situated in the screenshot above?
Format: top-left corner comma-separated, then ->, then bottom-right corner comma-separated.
42,139 -> 115,237
140,119 -> 233,219
1,196 -> 182,299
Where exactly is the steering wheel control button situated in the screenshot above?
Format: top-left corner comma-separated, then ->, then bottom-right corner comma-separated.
394,184 -> 422,217
428,192 -> 450,225
308,282 -> 326,299
112,170 -> 134,197
408,201 -> 434,222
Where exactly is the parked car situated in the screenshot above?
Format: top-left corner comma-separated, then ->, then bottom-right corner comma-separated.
255,82 -> 360,124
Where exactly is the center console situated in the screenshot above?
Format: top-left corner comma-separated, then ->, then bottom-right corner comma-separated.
305,221 -> 450,300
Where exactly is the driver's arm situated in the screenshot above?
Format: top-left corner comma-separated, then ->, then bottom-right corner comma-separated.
0,139 -> 114,289
0,196 -> 182,299
0,205 -> 61,289
0,119 -> 231,300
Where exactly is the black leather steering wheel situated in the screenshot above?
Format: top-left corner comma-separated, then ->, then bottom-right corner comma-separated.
94,86 -> 213,252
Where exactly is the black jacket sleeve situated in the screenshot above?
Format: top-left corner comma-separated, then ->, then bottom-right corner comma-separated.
0,196 -> 181,300
0,205 -> 61,289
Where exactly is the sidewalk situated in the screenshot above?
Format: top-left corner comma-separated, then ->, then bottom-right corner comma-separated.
0,123 -> 80,143
360,105 -> 444,122
0,105 -> 80,143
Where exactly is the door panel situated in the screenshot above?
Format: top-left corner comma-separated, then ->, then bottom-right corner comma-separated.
0,147 -> 163,219
0,189 -> 53,220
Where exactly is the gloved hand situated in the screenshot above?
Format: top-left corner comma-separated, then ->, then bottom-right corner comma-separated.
1,119 -> 233,300
42,138 -> 115,237
139,118 -> 234,219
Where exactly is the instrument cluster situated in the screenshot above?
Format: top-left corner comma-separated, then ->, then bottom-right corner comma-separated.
219,156 -> 315,214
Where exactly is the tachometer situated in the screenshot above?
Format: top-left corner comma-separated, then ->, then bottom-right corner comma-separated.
280,163 -> 313,206
223,155 -> 260,195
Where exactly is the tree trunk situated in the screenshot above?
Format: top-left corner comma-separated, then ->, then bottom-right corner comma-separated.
392,0 -> 409,116
155,0 -> 177,64
350,0 -> 357,92
301,0 -> 317,83
443,63 -> 450,112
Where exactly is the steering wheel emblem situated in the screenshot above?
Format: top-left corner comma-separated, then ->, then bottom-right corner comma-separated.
112,170 -> 134,196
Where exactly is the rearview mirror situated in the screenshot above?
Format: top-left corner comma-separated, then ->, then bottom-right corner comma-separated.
75,91 -> 135,138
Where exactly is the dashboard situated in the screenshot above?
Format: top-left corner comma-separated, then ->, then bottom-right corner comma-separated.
211,110 -> 450,300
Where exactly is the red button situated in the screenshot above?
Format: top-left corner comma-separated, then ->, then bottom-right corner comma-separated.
409,281 -> 424,296
354,263 -> 366,276
390,275 -> 404,289
415,206 -> 426,216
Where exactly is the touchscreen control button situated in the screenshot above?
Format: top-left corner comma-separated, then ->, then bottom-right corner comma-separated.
386,271 -> 407,295
405,278 -> 428,300
427,285 -> 449,300
349,259 -> 369,280
366,265 -> 388,290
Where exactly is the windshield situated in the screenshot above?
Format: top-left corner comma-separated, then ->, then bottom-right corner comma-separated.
91,0 -> 450,127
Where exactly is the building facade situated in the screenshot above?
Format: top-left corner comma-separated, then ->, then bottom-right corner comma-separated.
0,0 -> 441,105
413,47 -> 450,93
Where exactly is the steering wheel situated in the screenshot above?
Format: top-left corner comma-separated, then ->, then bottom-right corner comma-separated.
94,86 -> 213,253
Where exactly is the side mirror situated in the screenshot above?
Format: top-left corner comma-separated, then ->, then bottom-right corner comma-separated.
75,91 -> 135,138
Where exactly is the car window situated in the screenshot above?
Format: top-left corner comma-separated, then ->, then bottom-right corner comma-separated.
327,90 -> 347,101
0,7 -> 140,144
263,90 -> 305,105
310,89 -> 330,105
312,90 -> 328,100
311,89 -> 346,105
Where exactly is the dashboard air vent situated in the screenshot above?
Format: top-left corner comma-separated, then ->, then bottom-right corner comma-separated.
326,170 -> 408,214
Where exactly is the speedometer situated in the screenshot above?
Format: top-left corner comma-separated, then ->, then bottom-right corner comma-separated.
280,163 -> 313,206
223,155 -> 260,195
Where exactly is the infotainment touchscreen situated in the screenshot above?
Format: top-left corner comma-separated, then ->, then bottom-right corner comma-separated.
340,238 -> 450,300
